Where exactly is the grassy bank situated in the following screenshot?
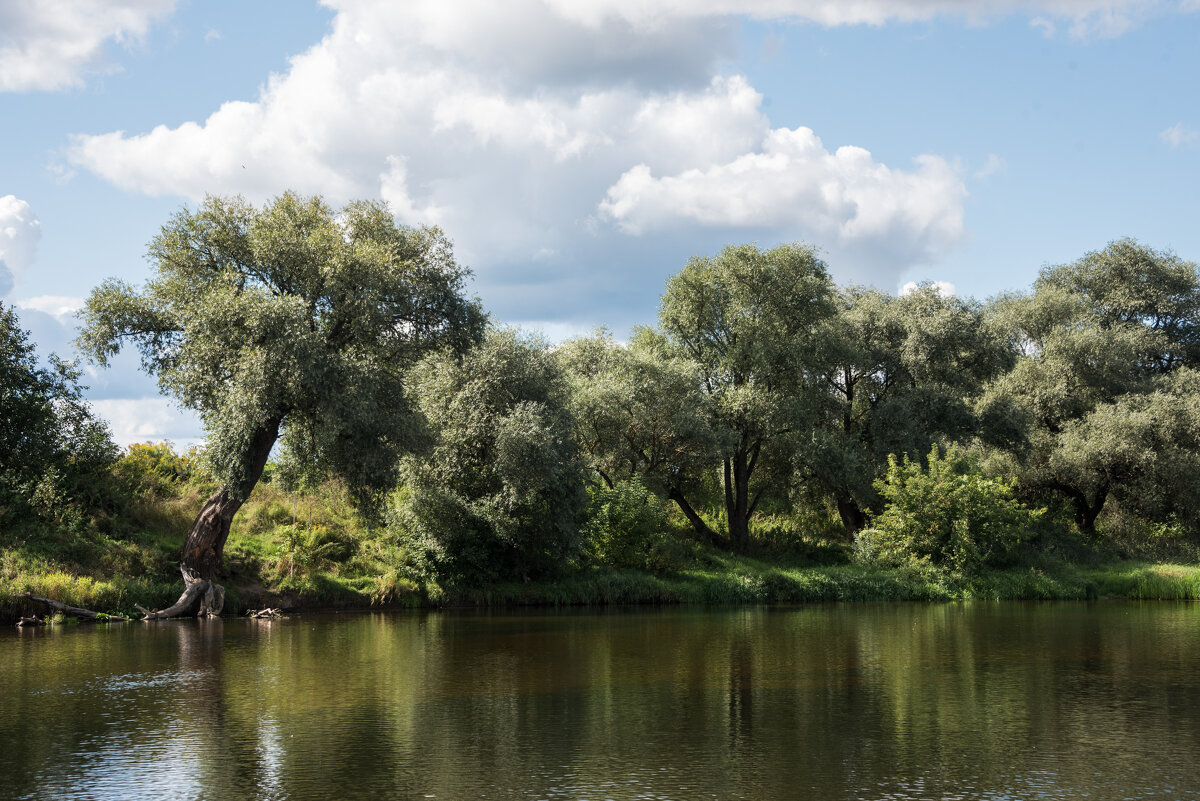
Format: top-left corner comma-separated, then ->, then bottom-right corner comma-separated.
6,536 -> 1200,624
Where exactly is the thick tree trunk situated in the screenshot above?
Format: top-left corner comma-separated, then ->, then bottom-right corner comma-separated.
1073,490 -> 1107,535
725,447 -> 753,552
668,485 -> 728,548
182,417 -> 281,581
836,494 -> 866,535
1051,481 -> 1108,535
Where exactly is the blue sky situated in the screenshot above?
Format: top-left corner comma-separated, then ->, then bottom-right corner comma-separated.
1,0 -> 1198,446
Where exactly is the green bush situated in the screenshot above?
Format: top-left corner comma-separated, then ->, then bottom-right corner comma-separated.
582,478 -> 669,568
855,444 -> 1043,575
114,442 -> 200,496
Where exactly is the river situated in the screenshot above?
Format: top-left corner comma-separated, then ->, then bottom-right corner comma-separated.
2,603 -> 1199,800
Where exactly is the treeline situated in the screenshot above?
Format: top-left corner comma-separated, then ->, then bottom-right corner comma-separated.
395,237 -> 1200,586
4,193 -> 1200,604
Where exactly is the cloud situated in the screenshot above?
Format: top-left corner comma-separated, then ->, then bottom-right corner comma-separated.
1161,122 -> 1199,147
974,153 -> 1007,179
14,295 -> 84,323
598,127 -> 966,269
0,0 -> 177,92
89,397 -> 205,449
68,0 -> 1188,323
900,279 -> 956,297
0,195 -> 42,296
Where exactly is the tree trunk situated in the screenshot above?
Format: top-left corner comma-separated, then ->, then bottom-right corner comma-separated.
1052,481 -> 1108,535
13,593 -> 128,622
182,417 -> 281,581
668,485 -> 728,548
836,494 -> 866,536
725,447 -> 752,552
137,564 -> 224,619
1073,489 -> 1107,535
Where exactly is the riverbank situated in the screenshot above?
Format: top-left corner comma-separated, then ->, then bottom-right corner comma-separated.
5,549 -> 1200,625
6,459 -> 1199,624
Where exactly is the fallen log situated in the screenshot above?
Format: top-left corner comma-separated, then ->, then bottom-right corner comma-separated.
16,616 -> 43,627
137,564 -> 225,620
12,594 -> 128,622
247,608 -> 282,619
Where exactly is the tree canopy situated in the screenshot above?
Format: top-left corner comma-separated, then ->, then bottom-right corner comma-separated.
79,192 -> 484,580
398,328 -> 587,585
658,242 -> 836,549
986,239 -> 1200,531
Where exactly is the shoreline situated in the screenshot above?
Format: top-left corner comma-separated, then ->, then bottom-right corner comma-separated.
6,560 -> 1198,626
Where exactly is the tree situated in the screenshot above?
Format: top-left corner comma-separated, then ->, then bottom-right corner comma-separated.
78,193 -> 484,610
0,303 -> 115,518
658,243 -> 836,550
986,239 -> 1200,532
397,328 -> 587,585
557,328 -> 722,544
804,284 -> 1014,534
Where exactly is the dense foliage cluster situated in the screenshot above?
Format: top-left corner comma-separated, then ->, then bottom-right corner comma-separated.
0,303 -> 115,527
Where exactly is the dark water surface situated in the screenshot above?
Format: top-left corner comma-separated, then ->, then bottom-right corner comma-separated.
3,603 -> 1200,800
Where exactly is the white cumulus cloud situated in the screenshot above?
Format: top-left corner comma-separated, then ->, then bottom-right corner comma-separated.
599,127 -> 966,269
0,195 -> 42,296
89,397 -> 205,450
14,295 -> 84,323
0,0 -> 177,92
65,0 -> 1190,320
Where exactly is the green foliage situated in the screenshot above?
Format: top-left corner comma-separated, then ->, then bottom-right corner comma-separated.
582,478 -> 670,569
657,242 -> 837,547
856,445 -> 1043,576
396,329 -> 588,585
803,284 -> 1014,531
78,192 -> 485,504
986,239 -> 1200,532
113,441 -> 204,497
0,303 -> 117,522
558,328 -> 718,496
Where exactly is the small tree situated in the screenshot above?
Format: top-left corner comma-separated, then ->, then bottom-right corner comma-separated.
0,303 -> 115,520
398,329 -> 587,586
558,328 -> 721,543
79,193 -> 483,612
857,445 -> 1041,575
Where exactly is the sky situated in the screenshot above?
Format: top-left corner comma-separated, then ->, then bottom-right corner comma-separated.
1,0 -> 1198,447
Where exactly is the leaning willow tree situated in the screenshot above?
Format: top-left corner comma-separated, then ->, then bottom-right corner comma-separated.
79,193 -> 485,615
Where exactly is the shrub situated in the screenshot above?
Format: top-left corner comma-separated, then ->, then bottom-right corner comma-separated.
395,330 -> 588,586
114,442 -> 199,496
856,444 -> 1043,575
582,478 -> 669,568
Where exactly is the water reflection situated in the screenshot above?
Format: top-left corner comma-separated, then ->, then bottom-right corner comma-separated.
2,603 -> 1199,800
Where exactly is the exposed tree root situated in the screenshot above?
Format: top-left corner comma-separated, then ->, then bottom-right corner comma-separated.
136,564 -> 225,620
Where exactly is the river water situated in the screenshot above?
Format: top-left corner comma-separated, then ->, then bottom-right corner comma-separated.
2,603 -> 1199,800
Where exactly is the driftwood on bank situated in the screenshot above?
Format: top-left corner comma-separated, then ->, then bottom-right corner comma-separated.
246,608 -> 282,619
12,593 -> 128,622
136,564 -> 225,620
